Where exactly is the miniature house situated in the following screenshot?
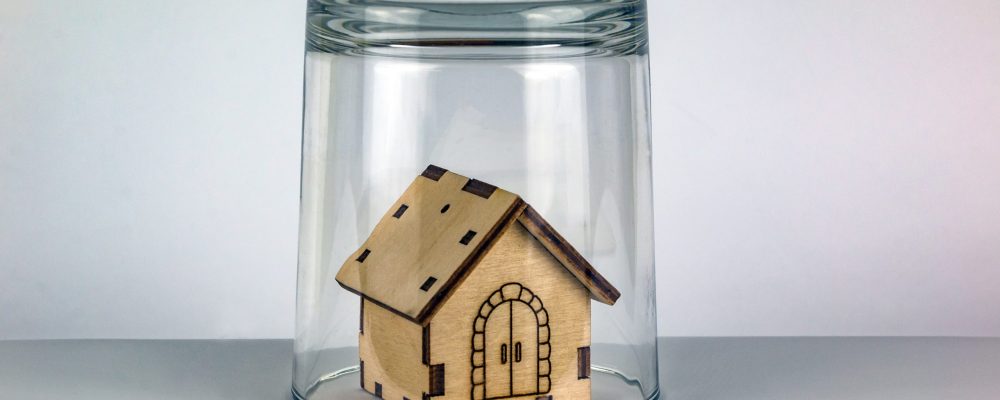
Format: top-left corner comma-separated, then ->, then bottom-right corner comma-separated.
336,165 -> 620,400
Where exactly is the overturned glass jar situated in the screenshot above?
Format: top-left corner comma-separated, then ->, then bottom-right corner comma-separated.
294,1 -> 658,399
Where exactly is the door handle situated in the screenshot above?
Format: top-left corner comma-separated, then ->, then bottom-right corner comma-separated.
501,344 -> 507,364
515,342 -> 522,362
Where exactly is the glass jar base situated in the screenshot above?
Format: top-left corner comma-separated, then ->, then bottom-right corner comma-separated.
292,367 -> 659,400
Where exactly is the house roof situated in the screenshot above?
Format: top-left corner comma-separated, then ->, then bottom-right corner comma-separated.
335,165 -> 621,324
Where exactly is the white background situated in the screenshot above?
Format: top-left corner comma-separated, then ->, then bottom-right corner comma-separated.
2,0 -> 999,339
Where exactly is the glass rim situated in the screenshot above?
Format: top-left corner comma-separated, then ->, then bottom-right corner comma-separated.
306,0 -> 649,59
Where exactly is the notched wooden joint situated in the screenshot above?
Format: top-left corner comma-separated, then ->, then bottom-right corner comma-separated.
420,277 -> 438,292
459,230 -> 477,245
422,165 -> 448,181
429,364 -> 445,396
461,179 -> 497,199
577,346 -> 591,379
422,325 -> 431,365
393,204 -> 409,218
356,249 -> 371,263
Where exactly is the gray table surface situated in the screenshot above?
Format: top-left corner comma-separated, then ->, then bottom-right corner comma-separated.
0,337 -> 997,399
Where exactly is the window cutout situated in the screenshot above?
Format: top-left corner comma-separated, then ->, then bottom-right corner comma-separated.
374,382 -> 382,397
356,249 -> 371,263
459,230 -> 477,245
440,204 -> 450,213
420,277 -> 438,292
392,204 -> 409,218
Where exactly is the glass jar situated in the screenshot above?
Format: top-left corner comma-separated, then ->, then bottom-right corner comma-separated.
294,1 -> 658,399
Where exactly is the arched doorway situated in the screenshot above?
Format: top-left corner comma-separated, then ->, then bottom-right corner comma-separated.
471,283 -> 551,400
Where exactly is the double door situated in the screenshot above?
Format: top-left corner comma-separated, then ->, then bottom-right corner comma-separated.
485,300 -> 540,398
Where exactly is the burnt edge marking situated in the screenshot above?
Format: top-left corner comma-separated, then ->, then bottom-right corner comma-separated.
518,204 -> 621,305
420,277 -> 438,292
578,346 -> 591,379
393,204 -> 409,218
374,381 -> 383,398
470,283 -> 550,398
422,324 -> 431,365
459,230 -> 477,245
429,364 -> 445,396
413,198 -> 527,323
422,165 -> 447,181
461,178 -> 497,199
359,360 -> 365,389
356,249 -> 371,263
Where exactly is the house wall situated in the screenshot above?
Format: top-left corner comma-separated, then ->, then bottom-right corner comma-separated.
429,222 -> 592,399
360,298 -> 428,399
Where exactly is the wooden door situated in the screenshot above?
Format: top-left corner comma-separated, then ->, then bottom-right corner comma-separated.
484,301 -> 540,399
510,301 -> 539,395
484,301 -> 511,398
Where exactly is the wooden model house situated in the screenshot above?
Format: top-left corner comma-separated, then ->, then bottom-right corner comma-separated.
336,165 -> 620,400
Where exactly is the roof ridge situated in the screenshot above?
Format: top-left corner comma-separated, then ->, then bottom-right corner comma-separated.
335,165 -> 620,326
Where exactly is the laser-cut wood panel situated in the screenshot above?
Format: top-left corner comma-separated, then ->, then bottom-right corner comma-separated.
429,223 -> 592,400
359,298 -> 428,400
336,168 -> 522,322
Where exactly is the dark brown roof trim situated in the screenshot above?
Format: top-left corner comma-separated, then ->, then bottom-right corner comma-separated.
517,205 -> 621,305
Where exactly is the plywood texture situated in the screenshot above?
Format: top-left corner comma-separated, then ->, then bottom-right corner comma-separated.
336,169 -> 522,322
359,298 -> 428,400
429,223 -> 592,400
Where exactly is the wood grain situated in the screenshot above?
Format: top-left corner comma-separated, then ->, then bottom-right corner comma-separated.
428,223 -> 592,400
359,298 -> 428,400
336,169 -> 522,323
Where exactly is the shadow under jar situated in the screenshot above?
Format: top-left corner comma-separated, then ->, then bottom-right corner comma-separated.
294,1 -> 659,399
